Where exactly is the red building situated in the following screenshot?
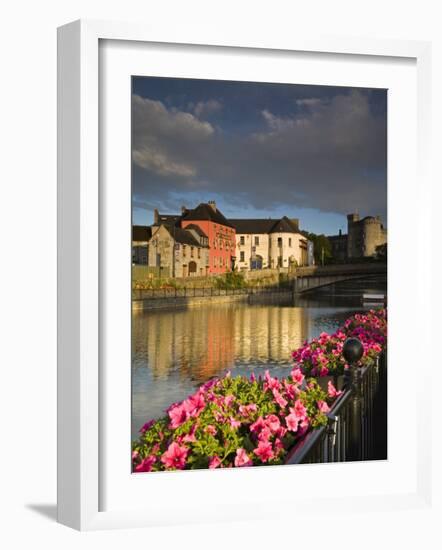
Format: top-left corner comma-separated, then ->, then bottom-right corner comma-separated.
181,201 -> 236,275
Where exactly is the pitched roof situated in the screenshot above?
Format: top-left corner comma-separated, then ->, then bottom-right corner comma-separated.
184,223 -> 208,238
162,225 -> 208,247
155,214 -> 181,227
229,216 -> 299,234
132,225 -> 152,241
182,203 -> 234,228
269,216 -> 299,234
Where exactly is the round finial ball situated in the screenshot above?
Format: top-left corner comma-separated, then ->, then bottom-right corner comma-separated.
342,337 -> 364,364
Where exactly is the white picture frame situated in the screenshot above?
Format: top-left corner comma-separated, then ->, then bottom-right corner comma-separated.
57,19 -> 432,531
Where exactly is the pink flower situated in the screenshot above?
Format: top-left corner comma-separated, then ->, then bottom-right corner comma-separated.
274,438 -> 285,454
253,441 -> 274,463
213,410 -> 225,423
257,427 -> 272,442
205,424 -> 217,436
234,448 -> 253,467
229,417 -> 241,429
185,392 -> 205,417
168,403 -> 189,429
209,455 -> 222,469
317,400 -> 331,414
223,394 -> 235,408
265,414 -> 281,434
285,413 -> 299,432
132,450 -> 139,460
250,416 -> 266,434
160,442 -> 188,470
181,423 -> 197,443
272,388 -> 288,408
283,381 -> 298,400
327,380 -> 342,398
264,370 -> 281,391
276,425 -> 287,438
239,403 -> 257,417
291,399 -> 307,420
199,378 -> 218,392
134,455 -> 156,473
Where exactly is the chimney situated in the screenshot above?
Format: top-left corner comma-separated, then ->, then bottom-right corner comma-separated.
181,205 -> 187,214
208,200 -> 217,212
347,213 -> 360,224
339,229 -> 342,236
154,208 -> 159,224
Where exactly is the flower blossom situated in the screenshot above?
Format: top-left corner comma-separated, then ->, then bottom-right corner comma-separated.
272,388 -> 288,408
209,455 -> 222,469
168,403 -> 189,429
160,442 -> 188,470
327,381 -> 342,398
317,400 -> 331,414
285,413 -> 299,432
205,424 -> 217,436
134,455 -> 156,473
234,448 -> 253,467
253,441 -> 274,463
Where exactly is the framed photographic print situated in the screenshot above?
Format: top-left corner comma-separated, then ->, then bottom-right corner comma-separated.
57,20 -> 432,530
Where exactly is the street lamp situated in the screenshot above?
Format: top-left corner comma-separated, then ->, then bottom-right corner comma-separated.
342,337 -> 364,461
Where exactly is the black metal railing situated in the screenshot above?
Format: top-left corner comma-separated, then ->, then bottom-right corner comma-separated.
285,348 -> 387,465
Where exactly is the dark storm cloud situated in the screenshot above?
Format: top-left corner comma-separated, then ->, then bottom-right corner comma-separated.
132,86 -> 387,222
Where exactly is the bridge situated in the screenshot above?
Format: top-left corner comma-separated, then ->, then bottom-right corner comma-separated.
292,263 -> 387,294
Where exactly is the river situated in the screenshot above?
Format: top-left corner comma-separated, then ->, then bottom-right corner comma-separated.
131,275 -> 387,438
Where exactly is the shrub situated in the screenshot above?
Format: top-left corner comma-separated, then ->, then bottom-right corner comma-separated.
215,271 -> 248,289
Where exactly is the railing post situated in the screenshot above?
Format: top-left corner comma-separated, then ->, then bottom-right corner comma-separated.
326,414 -> 338,462
343,337 -> 364,462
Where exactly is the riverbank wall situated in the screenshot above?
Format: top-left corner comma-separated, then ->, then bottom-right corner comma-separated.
132,289 -> 293,311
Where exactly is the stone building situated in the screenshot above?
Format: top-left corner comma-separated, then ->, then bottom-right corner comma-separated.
328,213 -> 387,261
147,224 -> 209,278
328,229 -> 347,262
132,225 -> 152,265
347,213 -> 387,258
180,202 -> 236,275
229,216 -> 310,270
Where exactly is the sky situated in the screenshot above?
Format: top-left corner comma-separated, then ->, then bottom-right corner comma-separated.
132,77 -> 387,235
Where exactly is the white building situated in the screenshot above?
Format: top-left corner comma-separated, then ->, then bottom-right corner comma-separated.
229,217 -> 309,270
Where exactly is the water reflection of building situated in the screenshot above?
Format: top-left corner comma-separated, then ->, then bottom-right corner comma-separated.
233,306 -> 308,362
132,303 -> 310,383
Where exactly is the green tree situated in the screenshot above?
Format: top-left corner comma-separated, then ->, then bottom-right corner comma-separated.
301,231 -> 333,265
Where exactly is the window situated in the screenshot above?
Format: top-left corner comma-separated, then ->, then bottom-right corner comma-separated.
289,238 -> 292,247
191,246 -> 194,258
183,245 -> 187,257
255,236 -> 259,246
197,248 -> 201,259
240,236 -> 245,245
278,237 -> 282,247
240,251 -> 245,262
